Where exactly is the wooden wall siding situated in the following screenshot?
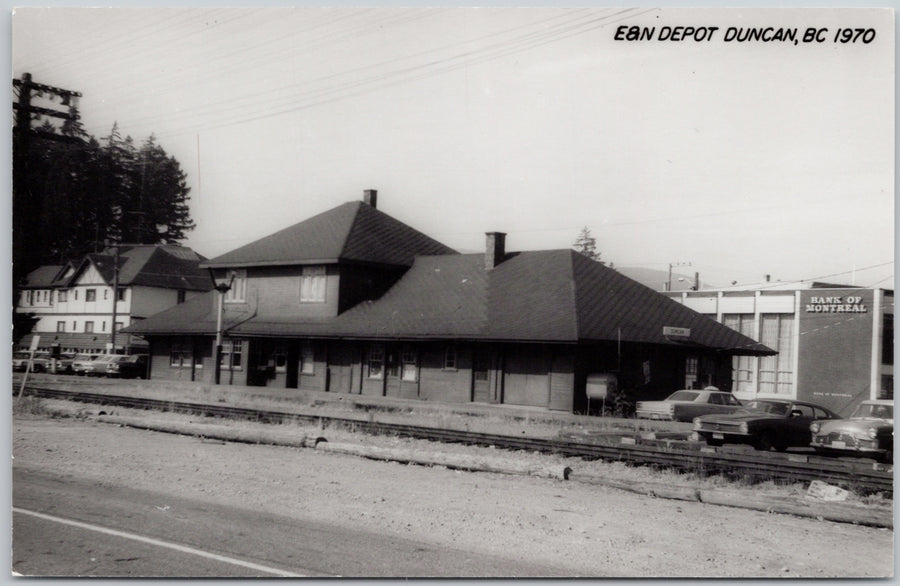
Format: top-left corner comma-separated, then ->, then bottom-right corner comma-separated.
326,341 -> 356,394
238,265 -> 341,318
503,345 -> 552,407
549,349 -> 576,411
418,344 -> 473,403
298,342 -> 328,391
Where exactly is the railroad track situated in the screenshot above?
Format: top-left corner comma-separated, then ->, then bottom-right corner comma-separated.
16,385 -> 893,494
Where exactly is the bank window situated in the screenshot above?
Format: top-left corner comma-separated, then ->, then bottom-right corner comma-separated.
56,321 -> 66,333
84,321 -> 94,333
444,346 -> 458,371
300,342 -> 315,375
723,314 -> 757,394
882,314 -> 893,366
86,289 -> 96,302
759,314 -> 795,395
880,375 -> 893,400
220,339 -> 243,370
401,347 -> 418,382
367,345 -> 384,379
300,266 -> 327,303
224,270 -> 246,303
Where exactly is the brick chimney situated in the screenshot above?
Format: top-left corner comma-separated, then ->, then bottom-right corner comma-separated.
485,232 -> 506,270
363,189 -> 377,209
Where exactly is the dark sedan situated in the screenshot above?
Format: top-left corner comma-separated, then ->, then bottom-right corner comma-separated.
693,399 -> 838,451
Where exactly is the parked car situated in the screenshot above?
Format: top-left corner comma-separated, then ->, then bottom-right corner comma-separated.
53,352 -> 77,374
810,400 -> 893,462
693,399 -> 838,451
84,355 -> 124,376
635,388 -> 743,422
13,351 -> 52,373
72,354 -> 102,375
106,354 -> 149,379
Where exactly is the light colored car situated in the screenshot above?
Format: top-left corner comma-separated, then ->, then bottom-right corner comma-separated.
636,388 -> 743,422
13,351 -> 50,373
810,400 -> 893,462
72,354 -> 102,375
85,355 -> 123,376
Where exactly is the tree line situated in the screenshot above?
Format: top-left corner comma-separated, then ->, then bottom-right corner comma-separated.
13,104 -> 195,289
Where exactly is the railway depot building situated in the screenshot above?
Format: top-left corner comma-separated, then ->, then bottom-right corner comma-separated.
124,191 -> 772,413
665,284 -> 894,416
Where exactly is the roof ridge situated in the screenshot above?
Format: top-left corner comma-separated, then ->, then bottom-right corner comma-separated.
337,200 -> 365,260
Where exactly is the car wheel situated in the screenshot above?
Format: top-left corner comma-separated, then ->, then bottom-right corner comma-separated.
754,433 -> 774,451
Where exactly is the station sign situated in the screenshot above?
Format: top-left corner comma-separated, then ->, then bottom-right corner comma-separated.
663,326 -> 691,337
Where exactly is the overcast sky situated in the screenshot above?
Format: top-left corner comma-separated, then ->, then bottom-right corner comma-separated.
10,6 -> 895,289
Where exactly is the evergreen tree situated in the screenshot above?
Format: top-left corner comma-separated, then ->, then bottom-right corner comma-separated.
573,226 -> 602,263
13,115 -> 196,282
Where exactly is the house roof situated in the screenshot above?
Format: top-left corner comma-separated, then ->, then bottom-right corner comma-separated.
65,245 -> 212,291
22,265 -> 64,289
201,200 -> 456,269
126,248 -> 773,355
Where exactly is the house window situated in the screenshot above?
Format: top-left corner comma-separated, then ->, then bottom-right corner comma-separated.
220,339 -> 243,370
222,270 -> 247,303
102,321 -> 106,332
25,291 -> 32,305
84,321 -> 94,333
56,321 -> 66,333
116,288 -> 127,302
72,321 -> 77,331
103,289 -> 108,300
443,346 -> 458,371
58,290 -> 67,302
300,342 -> 315,375
401,347 -> 418,382
300,266 -> 327,303
86,289 -> 96,302
115,322 -> 123,332
74,290 -> 78,300
367,345 -> 384,379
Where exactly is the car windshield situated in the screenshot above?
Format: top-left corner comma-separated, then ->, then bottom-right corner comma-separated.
667,391 -> 700,402
851,402 -> 893,420
742,401 -> 790,416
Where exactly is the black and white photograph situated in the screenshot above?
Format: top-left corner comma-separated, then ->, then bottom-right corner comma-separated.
9,5 -> 895,579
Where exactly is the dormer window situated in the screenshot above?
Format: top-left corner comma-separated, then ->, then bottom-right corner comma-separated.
224,270 -> 247,303
300,266 -> 326,303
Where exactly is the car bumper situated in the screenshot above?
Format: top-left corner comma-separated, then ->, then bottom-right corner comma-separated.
811,436 -> 887,454
636,411 -> 673,421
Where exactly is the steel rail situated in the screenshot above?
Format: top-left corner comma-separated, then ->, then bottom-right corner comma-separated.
16,385 -> 893,494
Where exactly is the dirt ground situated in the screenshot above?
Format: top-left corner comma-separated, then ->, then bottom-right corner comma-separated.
12,408 -> 895,578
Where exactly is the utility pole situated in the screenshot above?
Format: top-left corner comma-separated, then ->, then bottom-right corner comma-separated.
666,262 -> 692,291
111,245 -> 120,353
13,73 -> 83,298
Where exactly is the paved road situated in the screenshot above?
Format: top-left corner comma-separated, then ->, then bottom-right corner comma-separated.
13,468 -> 569,578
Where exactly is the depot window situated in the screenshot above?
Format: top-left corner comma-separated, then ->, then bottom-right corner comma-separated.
220,339 -> 243,370
300,266 -> 327,303
401,347 -> 418,382
367,345 -> 384,379
224,270 -> 247,303
300,342 -> 315,375
443,346 -> 458,371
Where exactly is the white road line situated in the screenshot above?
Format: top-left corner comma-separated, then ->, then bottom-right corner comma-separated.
13,507 -> 306,577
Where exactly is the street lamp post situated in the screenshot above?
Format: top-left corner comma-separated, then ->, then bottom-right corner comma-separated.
211,273 -> 234,385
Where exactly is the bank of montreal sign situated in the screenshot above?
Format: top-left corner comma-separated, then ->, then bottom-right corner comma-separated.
804,294 -> 868,314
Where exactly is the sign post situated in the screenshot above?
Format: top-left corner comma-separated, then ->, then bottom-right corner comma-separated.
17,335 -> 40,400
